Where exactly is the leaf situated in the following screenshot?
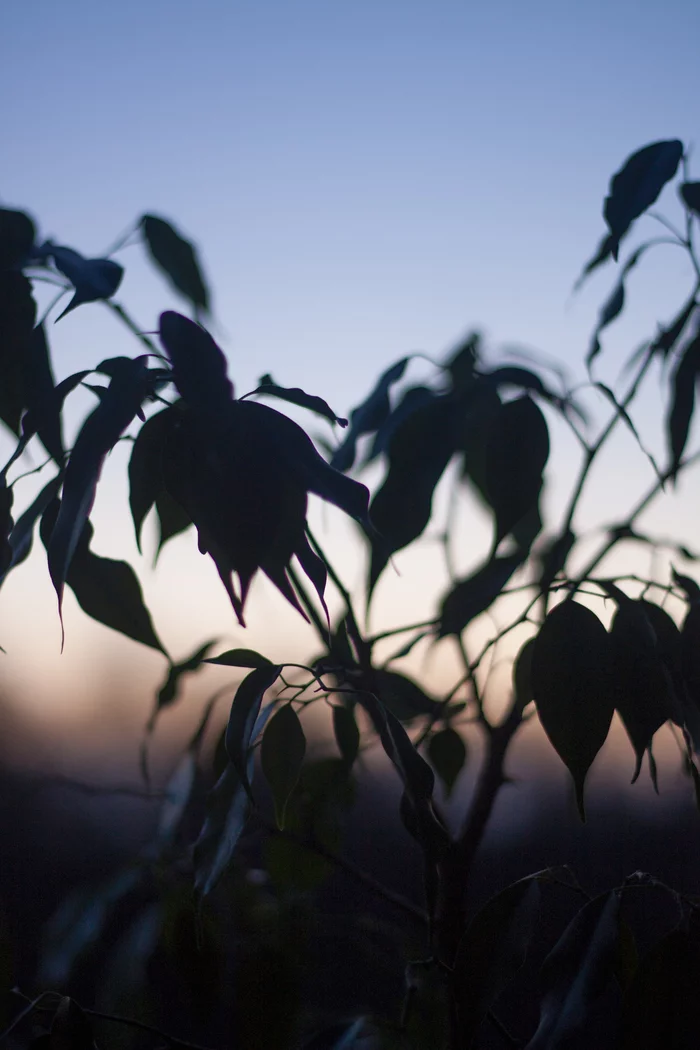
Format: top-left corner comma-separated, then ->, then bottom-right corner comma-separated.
152,639 -> 219,722
574,231 -> 618,289
0,207 -> 36,269
141,214 -> 209,313
525,891 -> 620,1050
619,922 -> 700,1049
667,332 -> 700,480
332,704 -> 360,766
159,311 -> 233,414
673,566 -> 700,604
453,877 -> 540,1045
609,596 -> 680,780
368,394 -> 456,593
603,140 -> 684,258
154,489 -> 191,558
531,600 -> 614,820
596,382 -> 662,480
330,357 -> 409,471
128,404 -> 179,551
650,292 -> 697,360
261,703 -> 306,828
41,242 -> 123,320
46,357 -> 153,635
225,665 -> 282,797
513,637 -> 535,711
374,669 -> 445,722
193,763 -> 251,898
439,552 -> 526,637
0,271 -> 36,435
428,727 -> 466,797
365,384 -> 436,464
587,280 -> 625,367
204,648 -> 273,669
252,374 -> 347,427
679,181 -> 700,216
0,473 -> 62,588
483,396 -> 549,551
19,358 -> 90,467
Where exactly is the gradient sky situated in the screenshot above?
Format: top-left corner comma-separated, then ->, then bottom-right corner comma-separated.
2,0 -> 700,762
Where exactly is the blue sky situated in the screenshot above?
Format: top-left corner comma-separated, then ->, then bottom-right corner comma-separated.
3,0 -> 700,731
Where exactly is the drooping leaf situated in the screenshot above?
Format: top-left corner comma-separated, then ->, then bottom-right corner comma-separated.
40,506 -> 165,654
159,311 -> 233,414
603,140 -> 684,258
574,231 -> 618,289
609,597 -> 679,781
373,668 -> 442,722
369,394 -> 456,593
19,323 -> 62,461
204,648 -> 274,669
332,704 -> 360,766
650,292 -> 697,360
525,891 -> 620,1050
154,489 -> 191,558
439,552 -> 526,637
225,665 -> 282,796
252,374 -> 347,427
141,214 -> 209,313
453,877 -> 540,1045
483,396 -> 549,550
667,332 -> 700,481
0,475 -> 12,576
0,473 -> 62,588
0,207 -> 36,269
46,357 -> 153,632
619,922 -> 700,1049
365,384 -> 436,464
128,404 -> 179,551
681,604 -> 700,714
428,727 -> 466,797
587,280 -> 625,368
0,271 -> 36,435
679,181 -> 700,216
261,703 -> 306,828
40,242 -> 123,320
330,357 -> 409,471
673,566 -> 700,604
596,382 -> 662,480
531,600 -> 614,820
193,763 -> 251,898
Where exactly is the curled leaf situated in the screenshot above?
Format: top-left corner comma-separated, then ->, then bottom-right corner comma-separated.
252,374 -> 347,427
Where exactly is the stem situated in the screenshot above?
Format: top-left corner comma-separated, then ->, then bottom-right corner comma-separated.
107,300 -> 159,353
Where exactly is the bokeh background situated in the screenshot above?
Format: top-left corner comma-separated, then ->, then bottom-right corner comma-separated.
2,0 -> 700,832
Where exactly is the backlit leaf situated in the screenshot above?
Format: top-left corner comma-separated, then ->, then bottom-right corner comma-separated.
252,374 -> 347,427
667,332 -> 700,481
331,357 -> 409,471
587,280 -> 625,367
128,405 -> 179,551
453,877 -> 540,1045
40,242 -> 123,320
574,231 -> 618,289
439,552 -> 525,637
261,703 -> 306,828
205,648 -> 273,669
525,892 -> 620,1050
141,214 -> 209,313
650,292 -> 697,360
603,140 -> 684,258
225,665 -> 282,796
531,600 -> 614,820
428,727 -> 466,797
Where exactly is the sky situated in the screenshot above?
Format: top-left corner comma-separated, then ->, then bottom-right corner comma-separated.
2,0 -> 700,788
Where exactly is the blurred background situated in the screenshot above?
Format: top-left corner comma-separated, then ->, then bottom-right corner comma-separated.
2,0 -> 700,974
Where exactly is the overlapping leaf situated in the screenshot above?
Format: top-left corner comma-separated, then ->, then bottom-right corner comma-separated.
679,181 -> 700,216
159,311 -> 233,415
667,332 -> 700,481
531,600 -> 614,820
261,703 -> 306,828
332,704 -> 360,766
225,665 -> 282,798
0,207 -> 36,269
141,214 -> 209,313
0,271 -> 36,435
252,373 -> 347,427
330,357 -> 409,471
439,552 -> 526,637
428,727 -> 466,797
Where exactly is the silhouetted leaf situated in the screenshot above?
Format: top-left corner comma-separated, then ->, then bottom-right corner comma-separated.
525,891 -> 620,1050
159,311 -> 233,414
369,394 -> 456,593
596,382 -> 662,480
681,604 -> 700,714
439,552 -> 525,637
47,357 -> 153,634
141,214 -> 209,313
39,242 -> 123,320
331,357 -> 409,471
650,292 -> 697,360
667,332 -> 700,480
225,665 -> 282,797
454,877 -> 540,1045
366,384 -> 436,464
154,489 -> 191,558
332,704 -> 360,766
619,922 -> 700,1049
603,140 -> 684,258
483,396 -> 549,550
205,648 -> 273,668
0,475 -> 12,576
481,365 -> 570,416
150,639 -> 219,729
673,566 -> 700,604
587,280 -> 625,367
609,597 -> 679,781
574,232 -> 618,289
261,703 -> 306,828
428,727 -> 466,797
128,405 -> 179,551
19,362 -> 89,471
679,181 -> 700,216
0,271 -> 36,435
372,669 -> 442,722
531,600 -> 614,820
193,763 -> 251,898
0,473 -> 62,589
252,374 -> 347,427
0,207 -> 36,269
